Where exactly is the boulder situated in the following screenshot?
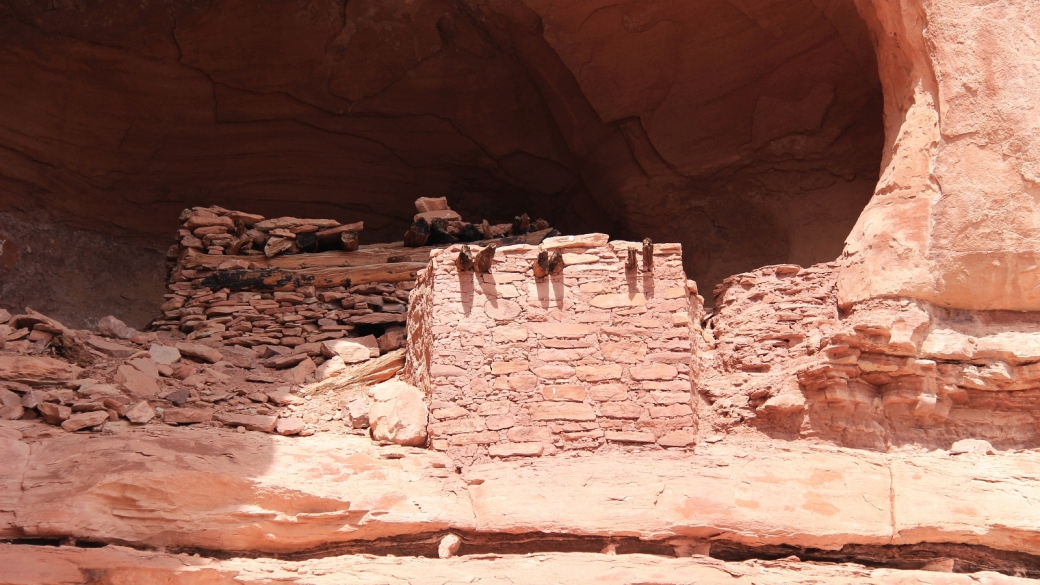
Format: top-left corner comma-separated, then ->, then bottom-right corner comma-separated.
97,315 -> 133,339
369,380 -> 428,446
0,356 -> 79,385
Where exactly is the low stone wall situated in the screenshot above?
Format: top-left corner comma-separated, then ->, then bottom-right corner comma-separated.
412,234 -> 704,461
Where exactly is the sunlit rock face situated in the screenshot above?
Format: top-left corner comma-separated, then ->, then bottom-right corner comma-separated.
0,0 -> 882,324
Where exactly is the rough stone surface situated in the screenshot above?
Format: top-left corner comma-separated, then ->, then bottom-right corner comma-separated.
411,239 -> 699,461
0,0 -> 889,327
5,545 -> 1030,585
4,423 -> 1040,559
369,380 -> 429,447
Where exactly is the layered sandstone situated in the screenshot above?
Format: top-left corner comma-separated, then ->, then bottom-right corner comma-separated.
5,421 -> 1040,562
0,0 -> 883,327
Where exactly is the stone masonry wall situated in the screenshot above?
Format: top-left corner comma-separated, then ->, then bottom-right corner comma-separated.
417,233 -> 704,462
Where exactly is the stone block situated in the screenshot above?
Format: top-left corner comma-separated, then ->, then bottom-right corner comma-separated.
429,417 -> 487,435
507,426 -> 554,442
450,431 -> 500,445
658,430 -> 695,447
598,402 -> 643,419
576,364 -> 622,381
491,361 -> 530,375
532,365 -> 575,379
590,293 -> 646,309
528,402 -> 596,421
484,300 -> 522,321
476,401 -> 511,416
631,363 -> 679,381
369,380 -> 428,446
489,442 -> 544,457
491,326 -> 529,343
605,430 -> 656,443
432,405 -> 470,420
540,385 -> 586,401
485,415 -> 515,430
529,323 -> 597,338
601,342 -> 647,364
650,404 -> 693,418
589,384 -> 630,402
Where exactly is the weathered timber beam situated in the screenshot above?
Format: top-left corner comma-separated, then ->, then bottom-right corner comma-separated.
199,262 -> 427,291
183,228 -> 554,271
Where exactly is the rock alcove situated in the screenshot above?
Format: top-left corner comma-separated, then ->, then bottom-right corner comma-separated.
0,0 -> 882,327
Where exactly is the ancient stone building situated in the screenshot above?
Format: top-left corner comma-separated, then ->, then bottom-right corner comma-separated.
4,0 -> 1040,582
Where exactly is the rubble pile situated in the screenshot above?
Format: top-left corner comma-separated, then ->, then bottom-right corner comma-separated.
403,197 -> 554,247
0,199 -> 557,440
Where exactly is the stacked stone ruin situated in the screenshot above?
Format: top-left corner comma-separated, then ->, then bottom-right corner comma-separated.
405,233 -> 705,460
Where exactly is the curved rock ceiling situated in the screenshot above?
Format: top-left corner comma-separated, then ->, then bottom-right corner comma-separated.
0,0 -> 882,324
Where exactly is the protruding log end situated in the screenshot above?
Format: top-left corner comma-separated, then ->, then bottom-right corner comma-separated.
533,250 -> 550,278
547,250 -> 564,275
403,218 -> 431,247
626,247 -> 638,271
512,213 -> 530,236
340,231 -> 359,251
642,238 -> 654,272
456,244 -> 474,271
474,244 -> 496,273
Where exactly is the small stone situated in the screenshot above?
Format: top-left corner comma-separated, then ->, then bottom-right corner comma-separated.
320,339 -> 372,363
97,315 -> 133,339
125,401 -> 156,424
61,411 -> 109,432
37,402 -> 72,424
343,397 -> 371,428
115,365 -> 160,398
0,404 -> 24,420
129,357 -> 160,379
950,439 -> 996,455
218,413 -> 278,432
287,357 -> 316,384
438,533 -> 462,559
86,337 -> 137,358
165,389 -> 190,406
163,408 -> 213,424
263,354 -> 308,369
263,388 -> 299,407
175,342 -> 224,364
316,355 -> 347,380
220,346 -> 258,369
275,417 -> 306,435
147,341 -> 182,364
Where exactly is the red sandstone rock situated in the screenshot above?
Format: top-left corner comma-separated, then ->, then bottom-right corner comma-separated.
162,408 -> 212,424
175,342 -> 223,364
369,380 -> 428,446
60,411 -> 108,432
124,402 -> 155,424
0,356 -> 79,385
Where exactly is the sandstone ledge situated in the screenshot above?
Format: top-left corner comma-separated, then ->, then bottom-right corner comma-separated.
3,420 -> 1040,557
1,544 -> 1033,585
